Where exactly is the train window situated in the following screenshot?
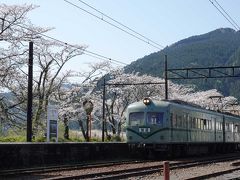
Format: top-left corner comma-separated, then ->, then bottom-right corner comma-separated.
176,115 -> 179,127
172,113 -> 177,127
129,112 -> 144,126
189,117 -> 193,128
192,117 -> 196,129
237,125 -> 240,133
197,118 -> 201,129
183,114 -> 187,128
226,123 -> 230,131
203,119 -> 206,126
216,122 -> 223,131
178,115 -> 183,128
230,123 -> 233,132
207,120 -> 212,130
234,125 -> 238,132
200,119 -> 204,130
195,118 -> 198,129
203,119 -> 206,130
217,122 -> 220,131
147,112 -> 163,125
207,120 -> 210,130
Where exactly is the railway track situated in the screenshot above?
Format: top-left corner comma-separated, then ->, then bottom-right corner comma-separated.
186,161 -> 240,180
52,154 -> 240,180
2,153 -> 240,179
0,159 -> 152,176
186,167 -> 240,180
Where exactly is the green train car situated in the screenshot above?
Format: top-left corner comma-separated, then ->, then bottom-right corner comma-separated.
126,98 -> 240,156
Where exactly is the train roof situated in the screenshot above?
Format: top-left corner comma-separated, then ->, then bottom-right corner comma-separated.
128,98 -> 240,118
164,99 -> 202,108
127,99 -> 170,111
165,99 -> 240,118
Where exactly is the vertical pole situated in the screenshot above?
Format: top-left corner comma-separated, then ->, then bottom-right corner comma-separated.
89,114 -> 92,140
164,55 -> 168,100
27,41 -> 33,142
223,115 -> 225,143
102,78 -> 106,142
86,115 -> 89,142
163,161 -> 170,180
0,117 -> 2,136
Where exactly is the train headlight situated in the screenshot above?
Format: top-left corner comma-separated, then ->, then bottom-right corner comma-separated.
143,97 -> 151,105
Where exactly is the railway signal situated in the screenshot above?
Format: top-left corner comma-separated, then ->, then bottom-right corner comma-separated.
83,100 -> 94,141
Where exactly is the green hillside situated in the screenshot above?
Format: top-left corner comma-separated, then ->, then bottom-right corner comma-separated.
124,28 -> 240,99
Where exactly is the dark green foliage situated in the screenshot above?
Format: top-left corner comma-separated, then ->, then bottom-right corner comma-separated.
124,28 -> 240,99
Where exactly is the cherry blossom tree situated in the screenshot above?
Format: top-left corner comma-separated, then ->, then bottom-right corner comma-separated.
0,4 -> 87,136
55,61 -> 112,141
31,39 -> 86,135
0,4 -> 50,129
0,4 -> 50,85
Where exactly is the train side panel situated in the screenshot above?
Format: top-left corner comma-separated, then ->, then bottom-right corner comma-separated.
126,99 -> 240,155
169,104 -> 223,143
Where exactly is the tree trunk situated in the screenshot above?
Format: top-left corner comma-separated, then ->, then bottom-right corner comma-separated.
78,120 -> 88,141
63,115 -> 69,139
33,99 -> 44,134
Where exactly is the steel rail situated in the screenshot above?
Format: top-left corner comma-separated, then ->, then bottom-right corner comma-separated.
0,159 -> 152,176
186,167 -> 240,180
51,154 -> 240,180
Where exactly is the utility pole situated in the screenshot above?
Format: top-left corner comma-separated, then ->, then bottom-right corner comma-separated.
27,41 -> 33,142
164,55 -> 168,100
102,78 -> 106,142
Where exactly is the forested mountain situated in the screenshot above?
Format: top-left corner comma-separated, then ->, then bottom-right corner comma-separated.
124,28 -> 240,99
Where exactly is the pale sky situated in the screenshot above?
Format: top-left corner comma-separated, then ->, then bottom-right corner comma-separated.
2,0 -> 240,73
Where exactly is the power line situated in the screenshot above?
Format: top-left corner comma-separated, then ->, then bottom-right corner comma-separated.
83,49 -> 127,65
213,0 -> 240,30
76,0 -> 164,49
83,52 -> 125,66
1,17 -> 127,66
64,0 -> 164,50
209,0 -> 239,31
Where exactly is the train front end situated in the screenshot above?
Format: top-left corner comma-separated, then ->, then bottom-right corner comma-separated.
126,98 -> 170,152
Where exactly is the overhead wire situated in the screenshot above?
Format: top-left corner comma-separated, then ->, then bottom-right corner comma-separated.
76,0 -> 164,49
213,0 -> 240,30
209,0 -> 239,31
83,52 -> 125,66
64,0 -> 164,50
0,17 -> 128,66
